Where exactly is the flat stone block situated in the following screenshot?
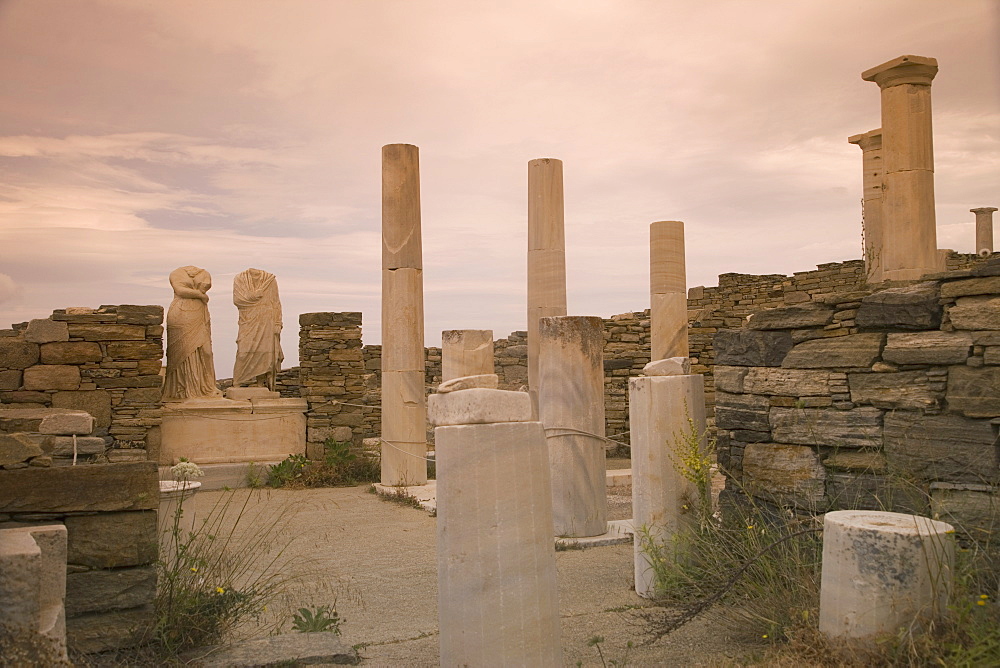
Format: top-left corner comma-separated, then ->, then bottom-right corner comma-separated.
713,329 -> 793,367
0,462 -> 158,513
743,368 -> 830,396
884,412 -> 998,483
782,333 -> 885,369
770,407 -> 882,448
428,388 -> 532,426
24,319 -> 69,344
65,511 -> 158,568
949,296 -> 1000,330
225,386 -> 279,400
114,305 -> 163,326
66,605 -> 153,655
0,338 -> 40,369
0,369 -> 21,390
49,436 -> 107,457
39,410 -> 94,435
0,432 -> 44,467
747,303 -> 834,330
947,365 -> 1000,417
882,331 -> 972,365
743,442 -> 826,508
715,392 -> 770,431
51,390 -> 112,429
849,371 -> 939,410
104,341 -> 163,360
65,565 -> 156,616
940,276 -> 1000,299
39,342 -> 102,365
23,365 -> 81,391
713,366 -> 748,394
856,282 -> 942,330
437,373 -> 498,393
66,324 -> 145,341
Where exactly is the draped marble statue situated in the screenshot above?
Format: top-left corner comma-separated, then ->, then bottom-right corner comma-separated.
164,266 -> 222,400
232,268 -> 283,389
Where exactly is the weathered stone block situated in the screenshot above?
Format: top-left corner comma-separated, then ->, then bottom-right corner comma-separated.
51,390 -> 112,429
770,406 -> 882,448
947,365 -> 1000,417
881,331 -> 972,365
715,392 -> 770,431
930,483 -> 1000,541
66,324 -> 145,341
713,366 -> 748,394
939,276 -> 1000,299
781,333 -> 885,369
826,473 -> 928,514
50,436 -> 107,457
65,565 -> 156,616
743,442 -> 826,508
39,410 -> 94,435
105,341 -> 162,360
823,450 -> 887,473
849,371 -> 939,410
747,303 -> 834,330
743,368 -> 830,396
40,342 -> 102,364
122,388 -> 161,404
23,365 -> 81,391
136,359 -> 162,375
0,369 -> 21,390
0,432 -> 44,466
66,605 -> 154,654
713,330 -> 793,367
884,413 -> 998,484
948,296 -> 1000,331
856,282 -> 942,330
0,462 -> 158,512
2,390 -> 49,403
113,305 -> 163,326
24,319 -> 69,344
94,376 -> 162,389
0,338 -> 40,369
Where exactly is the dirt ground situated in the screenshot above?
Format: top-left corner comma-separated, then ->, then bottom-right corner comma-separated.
188,480 -> 763,667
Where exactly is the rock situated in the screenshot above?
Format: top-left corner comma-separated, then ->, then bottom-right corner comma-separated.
49,436 -> 107,457
51,390 -> 113,429
66,605 -> 154,655
714,392 -> 770,432
0,432 -> 44,466
437,374 -> 499,393
742,443 -> 826,509
180,633 -> 359,667
881,331 -> 972,365
0,461 -> 158,513
769,407 -> 882,448
65,566 -> 157,616
871,362 -> 898,372
22,365 -> 81,391
39,342 -> 102,364
781,333 -> 885,369
747,303 -> 834,330
823,450 -> 887,473
427,388 -> 533,426
39,410 -> 94,435
65,324 -> 146,341
970,258 -> 1000,277
713,366 -> 748,394
947,366 -> 1000,417
930,483 -> 1000,542
948,296 -> 1000,330
856,282 -> 942,330
0,369 -> 21,390
884,413 -> 998,484
0,338 -> 40,369
642,357 -> 690,376
23,319 -> 69,344
0,408 -> 92,435
113,305 -> 163,326
713,330 -> 793,367
104,341 -> 163,360
940,276 -> 1000,299
848,371 -> 940,410
743,368 -> 830,396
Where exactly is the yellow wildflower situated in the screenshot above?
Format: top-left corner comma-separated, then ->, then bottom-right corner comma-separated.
216,586 -> 225,594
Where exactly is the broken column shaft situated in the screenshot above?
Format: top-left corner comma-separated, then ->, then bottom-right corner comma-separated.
441,330 -> 494,382
848,129 -> 885,282
650,221 -> 688,361
972,207 -> 997,257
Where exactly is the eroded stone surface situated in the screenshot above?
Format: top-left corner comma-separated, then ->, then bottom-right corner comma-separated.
881,331 -> 972,365
437,373 -> 498,393
948,296 -> 1000,330
39,342 -> 102,365
782,333 -> 885,369
946,365 -> 1000,417
742,442 -> 826,508
23,365 -> 81,391
642,356 -> 690,376
743,368 -> 830,396
770,407 -> 882,448
713,366 -> 748,394
884,412 -> 998,483
24,319 -> 69,344
715,392 -> 770,431
747,303 -> 834,330
427,388 -> 532,426
848,371 -> 939,410
856,282 -> 942,330
713,329 -> 793,367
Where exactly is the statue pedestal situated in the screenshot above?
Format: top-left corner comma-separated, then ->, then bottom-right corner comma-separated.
160,397 -> 307,465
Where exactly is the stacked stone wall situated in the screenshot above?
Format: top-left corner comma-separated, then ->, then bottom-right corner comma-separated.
0,306 -> 164,460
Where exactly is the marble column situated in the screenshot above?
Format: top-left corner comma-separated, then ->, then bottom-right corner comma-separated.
430,383 -> 562,666
650,221 -> 688,361
538,315 -> 606,537
629,367 -> 706,597
848,129 -> 885,283
381,144 -> 427,486
527,158 -> 568,396
862,55 -> 939,281
972,207 -> 997,257
441,329 -> 494,382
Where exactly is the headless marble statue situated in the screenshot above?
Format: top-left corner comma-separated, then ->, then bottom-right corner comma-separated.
163,266 -> 222,400
232,268 -> 283,389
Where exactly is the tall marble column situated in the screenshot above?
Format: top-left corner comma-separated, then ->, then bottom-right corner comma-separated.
650,221 -> 688,361
972,207 -> 997,257
862,55 -> 939,281
441,330 -> 493,382
527,158 -> 568,396
381,144 -> 427,486
538,315 -> 606,537
848,129 -> 885,283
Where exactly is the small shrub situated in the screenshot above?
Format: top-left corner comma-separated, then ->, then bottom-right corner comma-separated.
291,605 -> 342,634
268,440 -> 380,488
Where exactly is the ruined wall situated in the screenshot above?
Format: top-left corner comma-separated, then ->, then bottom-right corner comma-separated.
0,306 -> 164,460
712,259 -> 1000,540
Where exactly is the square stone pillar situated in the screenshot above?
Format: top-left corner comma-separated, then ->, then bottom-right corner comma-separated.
848,129 -> 885,282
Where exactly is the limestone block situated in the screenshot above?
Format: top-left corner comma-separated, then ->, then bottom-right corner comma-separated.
770,407 -> 882,448
819,510 -> 953,641
66,566 -> 156,616
40,342 -> 102,364
742,442 -> 826,508
437,373 -> 498,393
380,268 -> 425,371
105,341 -> 163,360
23,364 -> 81,391
49,436 -> 107,457
882,331 -> 972,365
63,511 -> 157,569
0,432 -> 44,466
714,392 -> 770,432
428,388 -> 532,426
51,390 -> 112,429
24,319 -> 69,344
0,338 -> 40,369
747,303 -> 834,330
440,329 -> 493,381
38,410 -> 94,435
66,324 -> 146,341
435,420 -> 562,666
0,369 -> 21,390
743,368 -> 830,396
948,296 -> 1000,331
66,604 -> 154,654
940,276 -> 1000,299
713,329 -> 794,367
381,143 -> 423,270
782,333 -> 885,369
643,356 -> 691,376
713,366 -> 748,394
856,282 -> 942,330
884,412 -> 998,483
848,371 -> 939,410
946,365 -> 1000,418
0,462 -> 159,513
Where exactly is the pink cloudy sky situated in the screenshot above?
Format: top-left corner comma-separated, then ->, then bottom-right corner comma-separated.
0,0 -> 997,370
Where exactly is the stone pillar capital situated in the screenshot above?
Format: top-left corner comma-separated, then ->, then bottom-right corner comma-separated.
971,207 -> 998,215
847,128 -> 882,151
862,55 -> 938,88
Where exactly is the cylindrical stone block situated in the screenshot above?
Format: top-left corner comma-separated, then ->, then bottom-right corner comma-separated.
819,510 -> 955,641
527,158 -> 568,395
650,221 -> 688,361
538,315 -> 606,537
441,330 -> 494,382
381,143 -> 427,485
436,419 -> 562,666
848,129 -> 885,283
629,374 -> 706,597
862,55 -> 939,281
972,207 -> 997,256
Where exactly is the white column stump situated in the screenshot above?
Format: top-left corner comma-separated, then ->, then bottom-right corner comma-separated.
381,143 -> 427,486
538,315 -> 607,537
819,510 -> 955,641
650,221 -> 689,361
629,366 -> 706,597
441,329 -> 494,382
862,55 -> 939,281
429,381 -> 562,667
972,207 -> 997,257
848,129 -> 885,283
